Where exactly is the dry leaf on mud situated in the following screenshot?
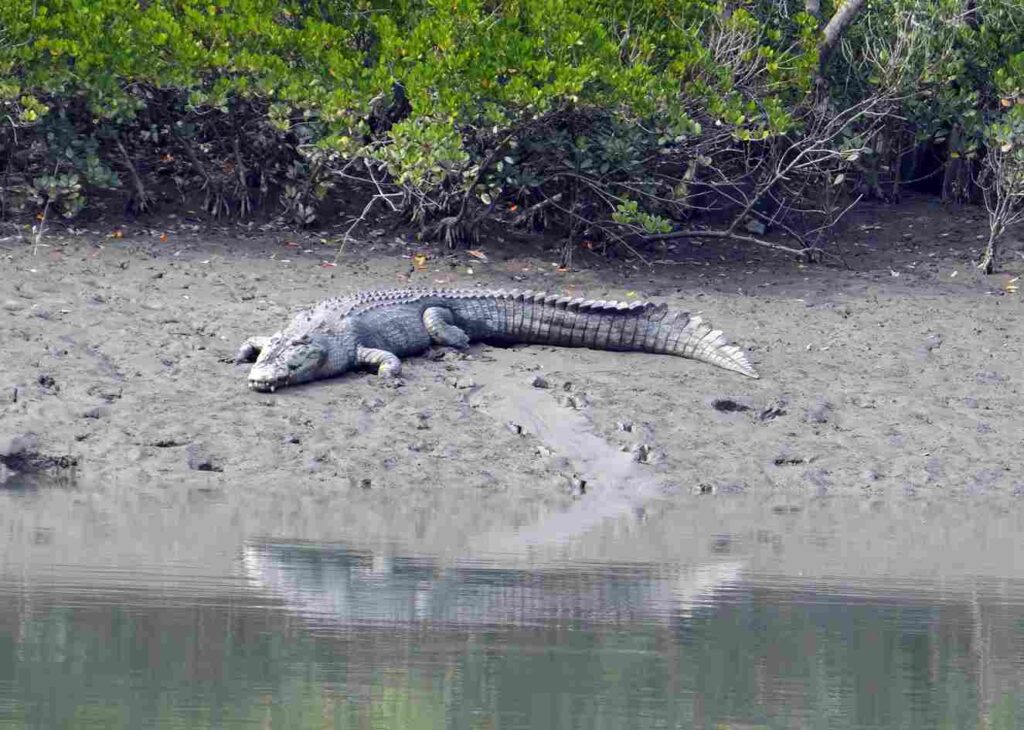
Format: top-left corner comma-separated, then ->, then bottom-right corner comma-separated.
413,253 -> 428,270
467,250 -> 488,261
320,261 -> 337,269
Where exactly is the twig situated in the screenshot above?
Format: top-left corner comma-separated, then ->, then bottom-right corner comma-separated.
643,228 -> 809,258
32,196 -> 51,255
511,193 -> 563,226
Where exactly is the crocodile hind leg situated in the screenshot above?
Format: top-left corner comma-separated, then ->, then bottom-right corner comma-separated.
357,345 -> 403,377
423,307 -> 469,348
235,336 -> 273,363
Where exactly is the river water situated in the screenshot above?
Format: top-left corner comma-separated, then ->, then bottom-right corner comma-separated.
2,481 -> 1024,729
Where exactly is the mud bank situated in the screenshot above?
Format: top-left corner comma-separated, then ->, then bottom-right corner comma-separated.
1,196 -> 1022,563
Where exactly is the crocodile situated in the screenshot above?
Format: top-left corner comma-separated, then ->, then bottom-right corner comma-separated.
237,288 -> 759,392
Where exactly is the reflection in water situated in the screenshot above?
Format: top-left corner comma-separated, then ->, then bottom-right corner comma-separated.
242,541 -> 745,628
2,541 -> 1023,729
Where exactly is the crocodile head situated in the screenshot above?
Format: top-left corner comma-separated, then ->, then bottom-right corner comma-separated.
247,331 -> 353,392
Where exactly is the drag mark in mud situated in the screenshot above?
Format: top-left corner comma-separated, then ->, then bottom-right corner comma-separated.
466,364 -> 665,549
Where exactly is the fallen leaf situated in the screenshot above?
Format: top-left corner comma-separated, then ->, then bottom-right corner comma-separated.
320,261 -> 337,268
467,249 -> 488,261
159,232 -> 169,242
413,253 -> 428,270
284,241 -> 300,248
110,229 -> 124,239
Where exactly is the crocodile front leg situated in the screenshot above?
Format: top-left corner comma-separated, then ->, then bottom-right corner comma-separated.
235,336 -> 273,363
357,345 -> 402,377
423,307 -> 469,348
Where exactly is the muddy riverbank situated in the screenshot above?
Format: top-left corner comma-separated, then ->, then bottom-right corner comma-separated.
1,195 -> 1022,569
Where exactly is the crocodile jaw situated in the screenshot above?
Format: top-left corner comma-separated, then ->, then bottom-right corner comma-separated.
247,363 -> 291,392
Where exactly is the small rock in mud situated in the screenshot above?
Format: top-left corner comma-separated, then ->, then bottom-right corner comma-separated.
87,384 -> 122,402
530,374 -> 550,389
711,397 -> 751,413
415,412 -> 431,430
631,443 -> 660,465
444,376 -> 476,390
759,399 -> 788,422
507,421 -> 525,436
917,333 -> 944,359
5,386 -> 17,404
82,406 -> 110,419
282,433 -> 301,444
186,443 -> 222,472
771,504 -> 803,515
36,374 -> 59,392
617,421 -> 634,433
773,450 -> 810,466
562,394 -> 587,410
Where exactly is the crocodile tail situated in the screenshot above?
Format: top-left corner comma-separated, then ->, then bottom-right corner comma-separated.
669,313 -> 759,378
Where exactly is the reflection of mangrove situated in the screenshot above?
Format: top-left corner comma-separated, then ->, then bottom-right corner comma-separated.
4,551 -> 1024,729
240,541 -> 1024,728
241,541 -> 745,628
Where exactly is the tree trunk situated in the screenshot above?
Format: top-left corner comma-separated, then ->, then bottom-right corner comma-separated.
978,226 -> 1000,274
819,0 -> 869,67
941,124 -> 966,204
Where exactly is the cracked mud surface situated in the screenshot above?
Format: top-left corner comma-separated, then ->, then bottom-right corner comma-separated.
1,195 -> 1022,578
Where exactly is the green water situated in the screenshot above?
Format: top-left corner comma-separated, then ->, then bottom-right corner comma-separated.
2,539 -> 1022,729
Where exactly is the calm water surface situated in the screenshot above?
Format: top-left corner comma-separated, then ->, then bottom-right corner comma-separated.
2,487 -> 1024,729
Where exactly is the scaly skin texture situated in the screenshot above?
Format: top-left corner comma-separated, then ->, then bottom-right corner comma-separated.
237,288 -> 759,392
